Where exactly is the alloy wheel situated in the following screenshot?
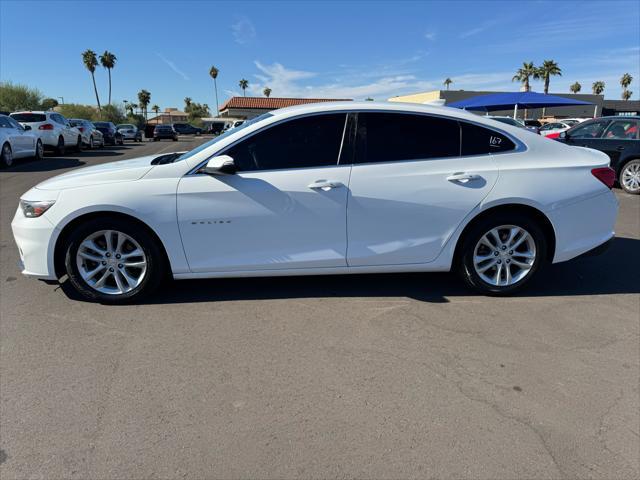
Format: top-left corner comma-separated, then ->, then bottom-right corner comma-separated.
76,230 -> 147,295
473,225 -> 536,287
621,162 -> 640,193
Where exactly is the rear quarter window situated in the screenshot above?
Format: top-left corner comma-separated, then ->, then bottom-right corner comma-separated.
460,122 -> 516,155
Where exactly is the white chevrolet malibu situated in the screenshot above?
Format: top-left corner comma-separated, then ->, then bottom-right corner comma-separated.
12,102 -> 618,303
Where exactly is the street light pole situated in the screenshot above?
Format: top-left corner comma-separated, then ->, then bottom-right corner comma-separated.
58,97 -> 64,105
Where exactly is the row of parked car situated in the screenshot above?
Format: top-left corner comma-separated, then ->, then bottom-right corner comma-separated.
0,109 -> 209,167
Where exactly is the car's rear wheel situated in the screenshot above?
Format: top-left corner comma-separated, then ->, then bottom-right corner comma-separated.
620,159 -> 640,194
64,217 -> 166,303
56,136 -> 65,155
1,142 -> 13,167
88,135 -> 94,149
34,140 -> 44,160
457,213 -> 547,295
76,136 -> 82,151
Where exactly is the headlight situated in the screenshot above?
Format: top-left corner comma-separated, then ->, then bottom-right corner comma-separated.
19,199 -> 56,218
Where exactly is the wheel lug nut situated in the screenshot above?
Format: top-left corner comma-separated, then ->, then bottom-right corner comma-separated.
109,267 -> 114,272
497,260 -> 502,264
502,245 -> 507,250
506,259 -> 511,264
494,251 -> 499,256
118,264 -> 123,268
115,254 -> 121,259
509,250 -> 513,255
102,261 -> 107,265
105,253 -> 111,257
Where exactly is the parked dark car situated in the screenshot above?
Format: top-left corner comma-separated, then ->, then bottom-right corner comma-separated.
172,123 -> 202,135
153,124 -> 178,141
558,116 -> 640,194
93,122 -> 123,146
524,119 -> 542,128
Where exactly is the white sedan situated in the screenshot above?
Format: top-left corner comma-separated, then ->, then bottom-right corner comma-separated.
11,102 -> 618,303
0,114 -> 44,167
539,121 -> 576,137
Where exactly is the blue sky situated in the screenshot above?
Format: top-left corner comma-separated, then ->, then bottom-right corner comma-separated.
1,0 -> 639,111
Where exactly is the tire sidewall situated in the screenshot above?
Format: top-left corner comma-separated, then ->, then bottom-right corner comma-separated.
2,143 -> 13,167
35,140 -> 43,160
458,213 -> 547,295
64,217 -> 165,303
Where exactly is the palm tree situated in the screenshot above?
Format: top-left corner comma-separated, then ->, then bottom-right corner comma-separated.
512,62 -> 538,92
184,97 -> 192,110
151,104 -> 160,119
137,89 -> 151,121
620,73 -> 633,99
592,81 -> 605,95
99,51 -> 117,105
209,66 -> 220,116
263,87 -> 272,98
443,78 -> 452,90
82,49 -> 101,112
537,60 -> 561,95
569,82 -> 582,94
125,103 -> 134,116
622,90 -> 633,101
239,79 -> 249,97
130,103 -> 138,115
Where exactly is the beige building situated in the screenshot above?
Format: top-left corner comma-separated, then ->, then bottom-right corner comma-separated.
219,97 -> 352,119
147,108 -> 188,125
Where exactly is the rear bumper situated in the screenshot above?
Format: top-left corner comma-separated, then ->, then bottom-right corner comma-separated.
575,236 -> 613,259
549,190 -> 618,263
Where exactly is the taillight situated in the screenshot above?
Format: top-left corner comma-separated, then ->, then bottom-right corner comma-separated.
38,123 -> 54,130
78,127 -> 84,132
591,167 -> 615,189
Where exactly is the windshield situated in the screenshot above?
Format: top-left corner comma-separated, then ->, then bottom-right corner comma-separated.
177,113 -> 273,162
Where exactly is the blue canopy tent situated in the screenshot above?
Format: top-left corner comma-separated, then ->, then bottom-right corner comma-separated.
447,91 -> 592,119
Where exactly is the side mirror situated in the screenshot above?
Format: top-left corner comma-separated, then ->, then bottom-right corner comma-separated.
202,155 -> 236,175
559,131 -> 567,139
23,125 -> 32,131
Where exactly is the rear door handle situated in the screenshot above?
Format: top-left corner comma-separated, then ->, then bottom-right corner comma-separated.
308,180 -> 344,191
446,172 -> 480,183
616,146 -> 625,151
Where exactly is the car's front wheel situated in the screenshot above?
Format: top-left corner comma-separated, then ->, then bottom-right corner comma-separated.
34,140 -> 44,160
56,136 -> 65,155
457,213 -> 546,295
620,159 -> 640,194
64,217 -> 166,303
1,142 -> 13,167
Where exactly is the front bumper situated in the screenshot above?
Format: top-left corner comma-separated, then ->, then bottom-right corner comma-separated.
11,207 -> 58,279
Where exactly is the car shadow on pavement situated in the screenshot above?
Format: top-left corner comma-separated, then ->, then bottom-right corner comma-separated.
58,236 -> 640,304
1,157 -> 87,173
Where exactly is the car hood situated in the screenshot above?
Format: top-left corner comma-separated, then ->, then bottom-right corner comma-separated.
35,155 -> 158,191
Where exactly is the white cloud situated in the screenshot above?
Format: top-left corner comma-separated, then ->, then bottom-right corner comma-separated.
424,31 -> 437,41
231,17 -> 256,44
155,53 -> 189,81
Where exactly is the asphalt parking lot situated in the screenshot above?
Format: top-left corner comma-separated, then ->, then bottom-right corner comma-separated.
0,136 -> 638,479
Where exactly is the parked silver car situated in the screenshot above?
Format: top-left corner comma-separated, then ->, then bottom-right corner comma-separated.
69,119 -> 104,149
116,123 -> 143,142
0,114 -> 43,167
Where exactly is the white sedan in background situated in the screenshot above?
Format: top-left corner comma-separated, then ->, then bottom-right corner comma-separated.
10,111 -> 82,154
12,102 -> 618,303
0,114 -> 43,167
539,120 -> 577,137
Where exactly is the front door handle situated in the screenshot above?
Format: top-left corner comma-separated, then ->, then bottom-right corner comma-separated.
616,146 -> 625,151
446,172 -> 480,183
308,180 -> 344,191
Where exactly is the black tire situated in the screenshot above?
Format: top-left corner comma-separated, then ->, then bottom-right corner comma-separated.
34,140 -> 44,160
56,136 -> 65,155
64,217 -> 166,304
88,135 -> 94,149
172,137 -> 178,141
456,212 -> 547,295
1,142 -> 13,167
76,136 -> 82,151
619,159 -> 640,195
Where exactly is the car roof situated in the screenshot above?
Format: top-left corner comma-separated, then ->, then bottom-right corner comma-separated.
11,110 -> 48,115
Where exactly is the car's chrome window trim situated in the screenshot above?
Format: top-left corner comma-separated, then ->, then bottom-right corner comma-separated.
185,108 -> 526,176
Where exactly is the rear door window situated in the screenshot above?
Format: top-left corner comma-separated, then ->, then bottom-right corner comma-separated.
353,112 -> 460,163
460,122 -> 516,155
602,120 -> 638,140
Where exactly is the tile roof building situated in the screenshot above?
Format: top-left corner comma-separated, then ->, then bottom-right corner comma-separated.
219,97 -> 352,119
